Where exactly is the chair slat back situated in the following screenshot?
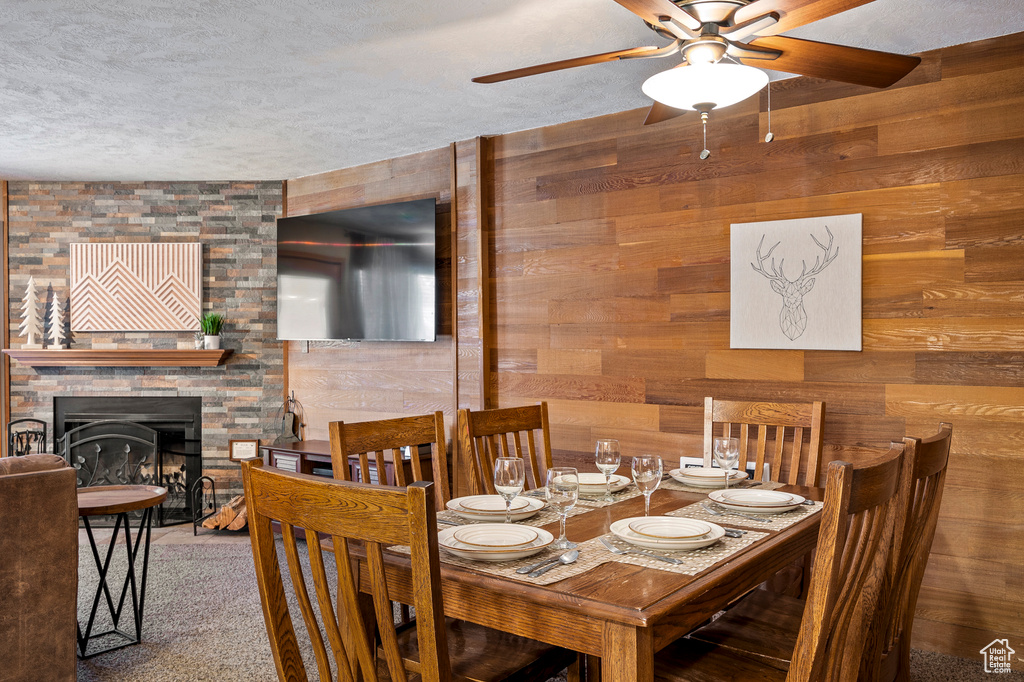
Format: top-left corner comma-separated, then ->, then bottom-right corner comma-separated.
241,460 -> 451,682
871,424 -> 952,682
328,412 -> 452,510
703,397 -> 826,487
458,403 -> 553,494
786,444 -> 906,682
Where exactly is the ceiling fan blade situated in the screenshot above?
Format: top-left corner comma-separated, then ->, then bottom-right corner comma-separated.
733,0 -> 876,37
741,36 -> 920,87
472,45 -> 664,83
613,0 -> 701,32
644,101 -> 687,125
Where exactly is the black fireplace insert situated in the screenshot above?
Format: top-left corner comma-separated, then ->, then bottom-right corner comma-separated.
54,396 -> 203,526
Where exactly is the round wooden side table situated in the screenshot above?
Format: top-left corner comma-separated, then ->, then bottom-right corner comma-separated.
76,484 -> 168,658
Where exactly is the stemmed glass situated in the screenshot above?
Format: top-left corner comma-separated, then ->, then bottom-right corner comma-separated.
631,455 -> 663,516
545,467 -> 579,549
493,457 -> 525,523
594,439 -> 621,502
712,437 -> 741,490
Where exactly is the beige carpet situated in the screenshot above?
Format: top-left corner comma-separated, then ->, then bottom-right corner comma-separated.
75,527 -> 1020,681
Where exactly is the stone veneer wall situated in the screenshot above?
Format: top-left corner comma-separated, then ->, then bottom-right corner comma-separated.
6,181 -> 283,493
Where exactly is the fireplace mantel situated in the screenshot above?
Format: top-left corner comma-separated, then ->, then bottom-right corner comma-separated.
2,348 -> 233,367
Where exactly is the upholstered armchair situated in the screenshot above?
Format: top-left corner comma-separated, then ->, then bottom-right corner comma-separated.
0,454 -> 79,681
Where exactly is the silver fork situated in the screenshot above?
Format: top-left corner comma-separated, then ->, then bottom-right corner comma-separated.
599,537 -> 681,565
701,500 -> 772,524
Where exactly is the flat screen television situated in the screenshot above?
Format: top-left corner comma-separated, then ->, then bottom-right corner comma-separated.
276,198 -> 437,341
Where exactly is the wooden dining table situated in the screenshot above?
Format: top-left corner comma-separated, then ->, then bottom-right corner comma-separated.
368,482 -> 823,682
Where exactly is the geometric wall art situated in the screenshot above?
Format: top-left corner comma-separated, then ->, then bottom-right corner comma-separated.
730,214 -> 862,351
70,242 -> 202,331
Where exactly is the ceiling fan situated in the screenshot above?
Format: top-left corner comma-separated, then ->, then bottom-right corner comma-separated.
472,0 -> 921,127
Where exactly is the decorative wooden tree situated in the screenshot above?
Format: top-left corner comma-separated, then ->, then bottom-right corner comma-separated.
19,276 -> 43,349
48,292 -> 69,349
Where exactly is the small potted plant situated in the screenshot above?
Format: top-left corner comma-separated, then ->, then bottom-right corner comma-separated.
200,313 -> 224,350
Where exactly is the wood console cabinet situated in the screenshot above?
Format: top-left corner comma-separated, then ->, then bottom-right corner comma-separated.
260,439 -> 433,485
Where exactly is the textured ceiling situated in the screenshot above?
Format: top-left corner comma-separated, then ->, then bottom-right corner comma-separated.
0,0 -> 1020,181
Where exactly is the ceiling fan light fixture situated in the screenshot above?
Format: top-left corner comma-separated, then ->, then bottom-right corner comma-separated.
641,62 -> 768,111
681,37 -> 728,65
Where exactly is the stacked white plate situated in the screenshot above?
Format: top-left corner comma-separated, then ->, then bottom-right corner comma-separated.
446,494 -> 545,522
609,516 -> 724,550
669,467 -> 749,488
576,472 -> 630,496
439,523 -> 554,561
707,489 -> 805,514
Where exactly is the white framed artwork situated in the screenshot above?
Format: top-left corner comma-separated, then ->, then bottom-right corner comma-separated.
70,242 -> 202,332
730,214 -> 862,351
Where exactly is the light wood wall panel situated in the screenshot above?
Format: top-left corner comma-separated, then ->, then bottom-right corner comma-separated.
485,32 -> 1024,660
284,144 -> 488,497
285,148 -> 457,444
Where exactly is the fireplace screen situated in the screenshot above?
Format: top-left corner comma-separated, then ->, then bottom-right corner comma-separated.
65,420 -> 159,488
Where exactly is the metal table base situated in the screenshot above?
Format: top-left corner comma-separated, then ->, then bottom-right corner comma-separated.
76,506 -> 156,658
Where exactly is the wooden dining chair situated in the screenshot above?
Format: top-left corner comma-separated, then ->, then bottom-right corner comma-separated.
458,402 -> 553,494
703,397 -> 826,487
241,459 -> 575,682
654,442 -> 907,682
870,423 -> 952,682
328,411 -> 452,510
686,425 -> 952,682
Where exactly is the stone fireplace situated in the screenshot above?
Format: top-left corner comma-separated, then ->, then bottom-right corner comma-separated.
5,180 -> 285,503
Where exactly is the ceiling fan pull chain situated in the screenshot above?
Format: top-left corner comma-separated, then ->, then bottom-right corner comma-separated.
765,79 -> 774,143
700,111 -> 711,160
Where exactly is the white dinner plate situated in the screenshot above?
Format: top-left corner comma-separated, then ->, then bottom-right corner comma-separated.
577,473 -> 630,494
610,517 -> 724,551
669,468 -> 748,488
711,489 -> 804,507
446,495 -> 545,522
676,467 -> 746,480
708,489 -> 805,514
628,517 -> 713,540
459,495 -> 530,513
453,524 -> 539,549
439,525 -> 554,561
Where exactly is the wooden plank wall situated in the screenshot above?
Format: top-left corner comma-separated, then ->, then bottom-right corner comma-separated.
1,180 -> 7,454
284,149 -> 455,440
284,144 -> 487,493
285,32 -> 1021,658
486,32 -> 1024,659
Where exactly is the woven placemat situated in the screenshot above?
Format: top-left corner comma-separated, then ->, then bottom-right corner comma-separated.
575,487 -> 644,508
393,524 -> 770,585
669,499 -> 823,531
437,502 -> 591,529
575,478 -> 783,507
660,478 -> 785,495
592,530 -> 770,575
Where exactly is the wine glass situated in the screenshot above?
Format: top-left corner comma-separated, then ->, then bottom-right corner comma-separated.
545,468 -> 579,549
712,437 -> 741,490
493,457 -> 525,523
594,439 -> 621,502
631,455 -> 663,516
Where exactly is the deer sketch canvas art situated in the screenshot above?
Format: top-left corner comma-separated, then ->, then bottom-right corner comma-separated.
730,214 -> 862,351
